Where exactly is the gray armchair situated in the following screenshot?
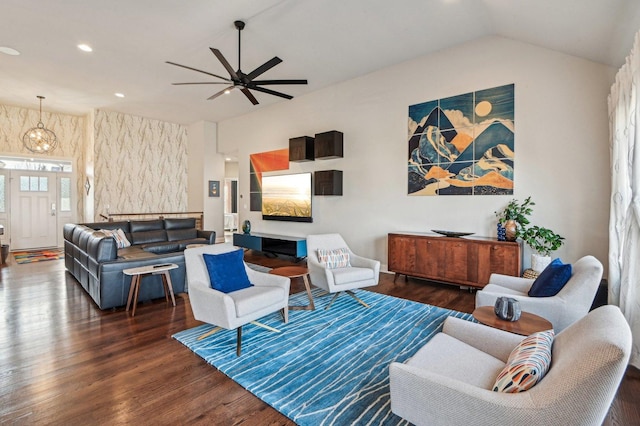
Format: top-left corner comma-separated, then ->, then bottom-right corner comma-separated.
389,305 -> 631,426
306,233 -> 380,309
475,255 -> 603,332
184,243 -> 290,355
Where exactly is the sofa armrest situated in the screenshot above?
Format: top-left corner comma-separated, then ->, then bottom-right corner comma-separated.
442,316 -> 524,362
307,258 -> 336,291
197,230 -> 216,244
488,273 -> 534,292
245,266 -> 290,291
389,361 -> 535,426
189,280 -> 238,329
349,253 -> 381,271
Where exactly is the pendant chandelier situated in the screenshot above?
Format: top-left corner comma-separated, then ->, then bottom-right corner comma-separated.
22,96 -> 58,153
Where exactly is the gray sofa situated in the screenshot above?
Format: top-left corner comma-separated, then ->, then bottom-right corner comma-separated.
63,218 -> 215,310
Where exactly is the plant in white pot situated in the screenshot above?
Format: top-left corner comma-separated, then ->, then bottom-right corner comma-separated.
522,225 -> 565,272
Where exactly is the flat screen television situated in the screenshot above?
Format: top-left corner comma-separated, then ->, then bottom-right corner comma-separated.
262,172 -> 312,222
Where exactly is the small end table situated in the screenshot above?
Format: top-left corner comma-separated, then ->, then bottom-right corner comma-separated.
472,306 -> 552,336
269,266 -> 315,311
123,263 -> 178,316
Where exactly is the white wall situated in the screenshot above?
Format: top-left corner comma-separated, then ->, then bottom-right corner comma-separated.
225,161 -> 239,179
217,36 -> 616,270
188,121 -> 225,241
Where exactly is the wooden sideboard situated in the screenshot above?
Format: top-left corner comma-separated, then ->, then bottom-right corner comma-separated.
388,232 -> 521,289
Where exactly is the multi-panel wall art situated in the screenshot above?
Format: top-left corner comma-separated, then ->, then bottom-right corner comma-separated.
408,84 -> 514,196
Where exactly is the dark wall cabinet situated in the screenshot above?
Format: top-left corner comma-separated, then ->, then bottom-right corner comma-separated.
314,130 -> 343,159
314,170 -> 343,195
289,136 -> 315,162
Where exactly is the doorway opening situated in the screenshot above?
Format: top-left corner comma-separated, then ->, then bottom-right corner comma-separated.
224,178 -> 238,243
0,156 -> 75,251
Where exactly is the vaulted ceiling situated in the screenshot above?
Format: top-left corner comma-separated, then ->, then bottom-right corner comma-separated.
1,0 -> 639,125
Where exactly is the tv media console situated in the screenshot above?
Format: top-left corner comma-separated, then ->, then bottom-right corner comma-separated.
233,232 -> 307,260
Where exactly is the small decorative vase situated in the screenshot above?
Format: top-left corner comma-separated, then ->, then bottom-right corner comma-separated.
494,297 -> 522,321
504,219 -> 517,242
497,223 -> 506,241
241,220 -> 251,234
531,253 -> 552,273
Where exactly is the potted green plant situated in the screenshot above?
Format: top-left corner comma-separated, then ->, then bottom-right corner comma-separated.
522,225 -> 565,272
495,196 -> 535,241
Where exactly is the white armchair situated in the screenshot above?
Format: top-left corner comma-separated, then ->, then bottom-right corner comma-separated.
389,305 -> 631,426
306,233 -> 380,309
184,243 -> 290,355
475,255 -> 603,332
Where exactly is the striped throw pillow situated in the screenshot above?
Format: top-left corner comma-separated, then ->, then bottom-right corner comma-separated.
100,228 -> 131,249
317,247 -> 351,269
493,329 -> 554,393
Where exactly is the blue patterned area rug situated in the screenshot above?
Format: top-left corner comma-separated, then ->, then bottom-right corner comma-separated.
173,289 -> 473,425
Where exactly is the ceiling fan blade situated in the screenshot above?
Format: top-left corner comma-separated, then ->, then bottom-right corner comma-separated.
207,86 -> 235,100
172,82 -> 231,85
252,79 -> 308,85
210,48 -> 239,80
250,85 -> 293,100
166,61 -> 231,82
241,88 -> 259,105
246,57 -> 283,80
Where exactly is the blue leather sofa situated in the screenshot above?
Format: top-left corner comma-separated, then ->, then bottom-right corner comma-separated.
63,218 -> 215,310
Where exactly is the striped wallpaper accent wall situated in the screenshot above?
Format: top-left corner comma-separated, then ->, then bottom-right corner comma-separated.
93,109 -> 188,219
0,103 -> 86,219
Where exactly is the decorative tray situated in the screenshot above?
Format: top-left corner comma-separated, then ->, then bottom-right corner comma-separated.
431,230 -> 474,238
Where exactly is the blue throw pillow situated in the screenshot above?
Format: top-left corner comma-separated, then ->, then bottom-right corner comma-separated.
528,258 -> 572,297
203,249 -> 253,293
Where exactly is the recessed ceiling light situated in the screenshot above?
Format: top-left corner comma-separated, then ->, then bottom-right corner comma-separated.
224,89 -> 231,94
114,93 -> 125,98
225,157 -> 232,161
77,44 -> 93,52
0,46 -> 20,56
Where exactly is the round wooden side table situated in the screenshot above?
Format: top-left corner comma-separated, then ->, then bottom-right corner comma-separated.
269,266 -> 315,311
472,306 -> 552,335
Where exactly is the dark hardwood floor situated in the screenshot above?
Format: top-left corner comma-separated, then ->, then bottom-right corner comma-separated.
0,251 -> 638,425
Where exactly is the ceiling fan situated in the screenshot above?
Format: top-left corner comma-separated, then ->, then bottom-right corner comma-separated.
167,20 -> 308,105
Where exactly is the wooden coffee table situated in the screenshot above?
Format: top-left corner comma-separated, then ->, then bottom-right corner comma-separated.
269,266 -> 315,310
472,306 -> 552,335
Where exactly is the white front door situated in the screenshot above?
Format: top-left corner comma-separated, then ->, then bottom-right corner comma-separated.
10,171 -> 58,250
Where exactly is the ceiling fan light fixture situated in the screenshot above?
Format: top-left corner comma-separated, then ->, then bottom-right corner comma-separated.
22,96 -> 58,154
0,46 -> 20,56
167,20 -> 307,105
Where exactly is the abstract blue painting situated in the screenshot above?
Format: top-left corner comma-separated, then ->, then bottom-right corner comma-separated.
408,84 -> 514,195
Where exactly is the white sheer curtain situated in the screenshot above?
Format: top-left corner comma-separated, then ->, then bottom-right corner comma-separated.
609,31 -> 640,369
